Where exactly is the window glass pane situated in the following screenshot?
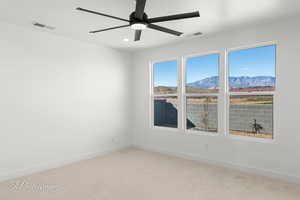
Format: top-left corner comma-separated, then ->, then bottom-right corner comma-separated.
186,54 -> 219,94
154,96 -> 178,128
186,96 -> 218,132
153,60 -> 177,95
228,45 -> 276,92
229,95 -> 273,139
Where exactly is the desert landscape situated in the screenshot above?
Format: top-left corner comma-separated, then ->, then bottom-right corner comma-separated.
154,76 -> 274,139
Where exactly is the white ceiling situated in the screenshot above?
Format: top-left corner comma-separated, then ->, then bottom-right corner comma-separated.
1,0 -> 300,51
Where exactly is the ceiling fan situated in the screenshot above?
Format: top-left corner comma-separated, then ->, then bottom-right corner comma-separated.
76,0 -> 200,41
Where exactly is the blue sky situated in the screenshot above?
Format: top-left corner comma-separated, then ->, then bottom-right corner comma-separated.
153,60 -> 178,87
186,53 -> 219,83
229,45 -> 276,77
154,45 -> 276,87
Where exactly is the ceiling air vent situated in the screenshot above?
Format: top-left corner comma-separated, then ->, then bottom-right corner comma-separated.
193,32 -> 203,36
33,22 -> 55,30
184,31 -> 203,38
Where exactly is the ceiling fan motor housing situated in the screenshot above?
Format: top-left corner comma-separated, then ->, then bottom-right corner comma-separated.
130,12 -> 148,26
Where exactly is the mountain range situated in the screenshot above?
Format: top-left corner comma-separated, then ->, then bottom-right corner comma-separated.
187,76 -> 275,89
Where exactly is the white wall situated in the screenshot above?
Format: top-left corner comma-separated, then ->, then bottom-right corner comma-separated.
132,17 -> 300,183
1,15 -> 300,184
0,22 -> 132,181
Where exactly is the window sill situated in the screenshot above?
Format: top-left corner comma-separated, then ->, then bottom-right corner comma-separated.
151,126 -> 222,137
150,126 -> 277,144
185,129 -> 221,137
151,126 -> 181,132
226,134 -> 276,144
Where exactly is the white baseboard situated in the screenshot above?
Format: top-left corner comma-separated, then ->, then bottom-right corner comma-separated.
0,144 -> 131,183
134,144 -> 300,184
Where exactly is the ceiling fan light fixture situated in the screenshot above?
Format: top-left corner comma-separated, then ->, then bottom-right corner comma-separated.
77,0 -> 201,41
131,23 -> 147,30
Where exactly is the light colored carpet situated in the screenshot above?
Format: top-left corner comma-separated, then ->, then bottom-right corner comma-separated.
0,148 -> 300,200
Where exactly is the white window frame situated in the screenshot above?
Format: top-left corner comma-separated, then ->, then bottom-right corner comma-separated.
182,51 -> 222,135
225,42 -> 277,142
149,41 -> 277,143
149,57 -> 182,131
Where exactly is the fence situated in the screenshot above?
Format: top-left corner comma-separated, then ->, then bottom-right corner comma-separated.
154,100 -> 273,134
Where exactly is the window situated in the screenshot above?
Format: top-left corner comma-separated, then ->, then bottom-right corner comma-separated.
154,96 -> 178,128
150,42 -> 276,140
228,45 -> 276,139
152,60 -> 178,128
186,96 -> 218,132
185,54 -> 219,133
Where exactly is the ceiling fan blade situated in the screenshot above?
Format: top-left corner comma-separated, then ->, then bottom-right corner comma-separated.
134,30 -> 142,41
135,0 -> 147,19
76,7 -> 129,22
148,24 -> 183,36
148,11 -> 200,23
89,25 -> 130,33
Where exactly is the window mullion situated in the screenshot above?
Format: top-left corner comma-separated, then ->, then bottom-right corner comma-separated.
153,94 -> 178,97
185,93 -> 219,97
229,92 -> 275,96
